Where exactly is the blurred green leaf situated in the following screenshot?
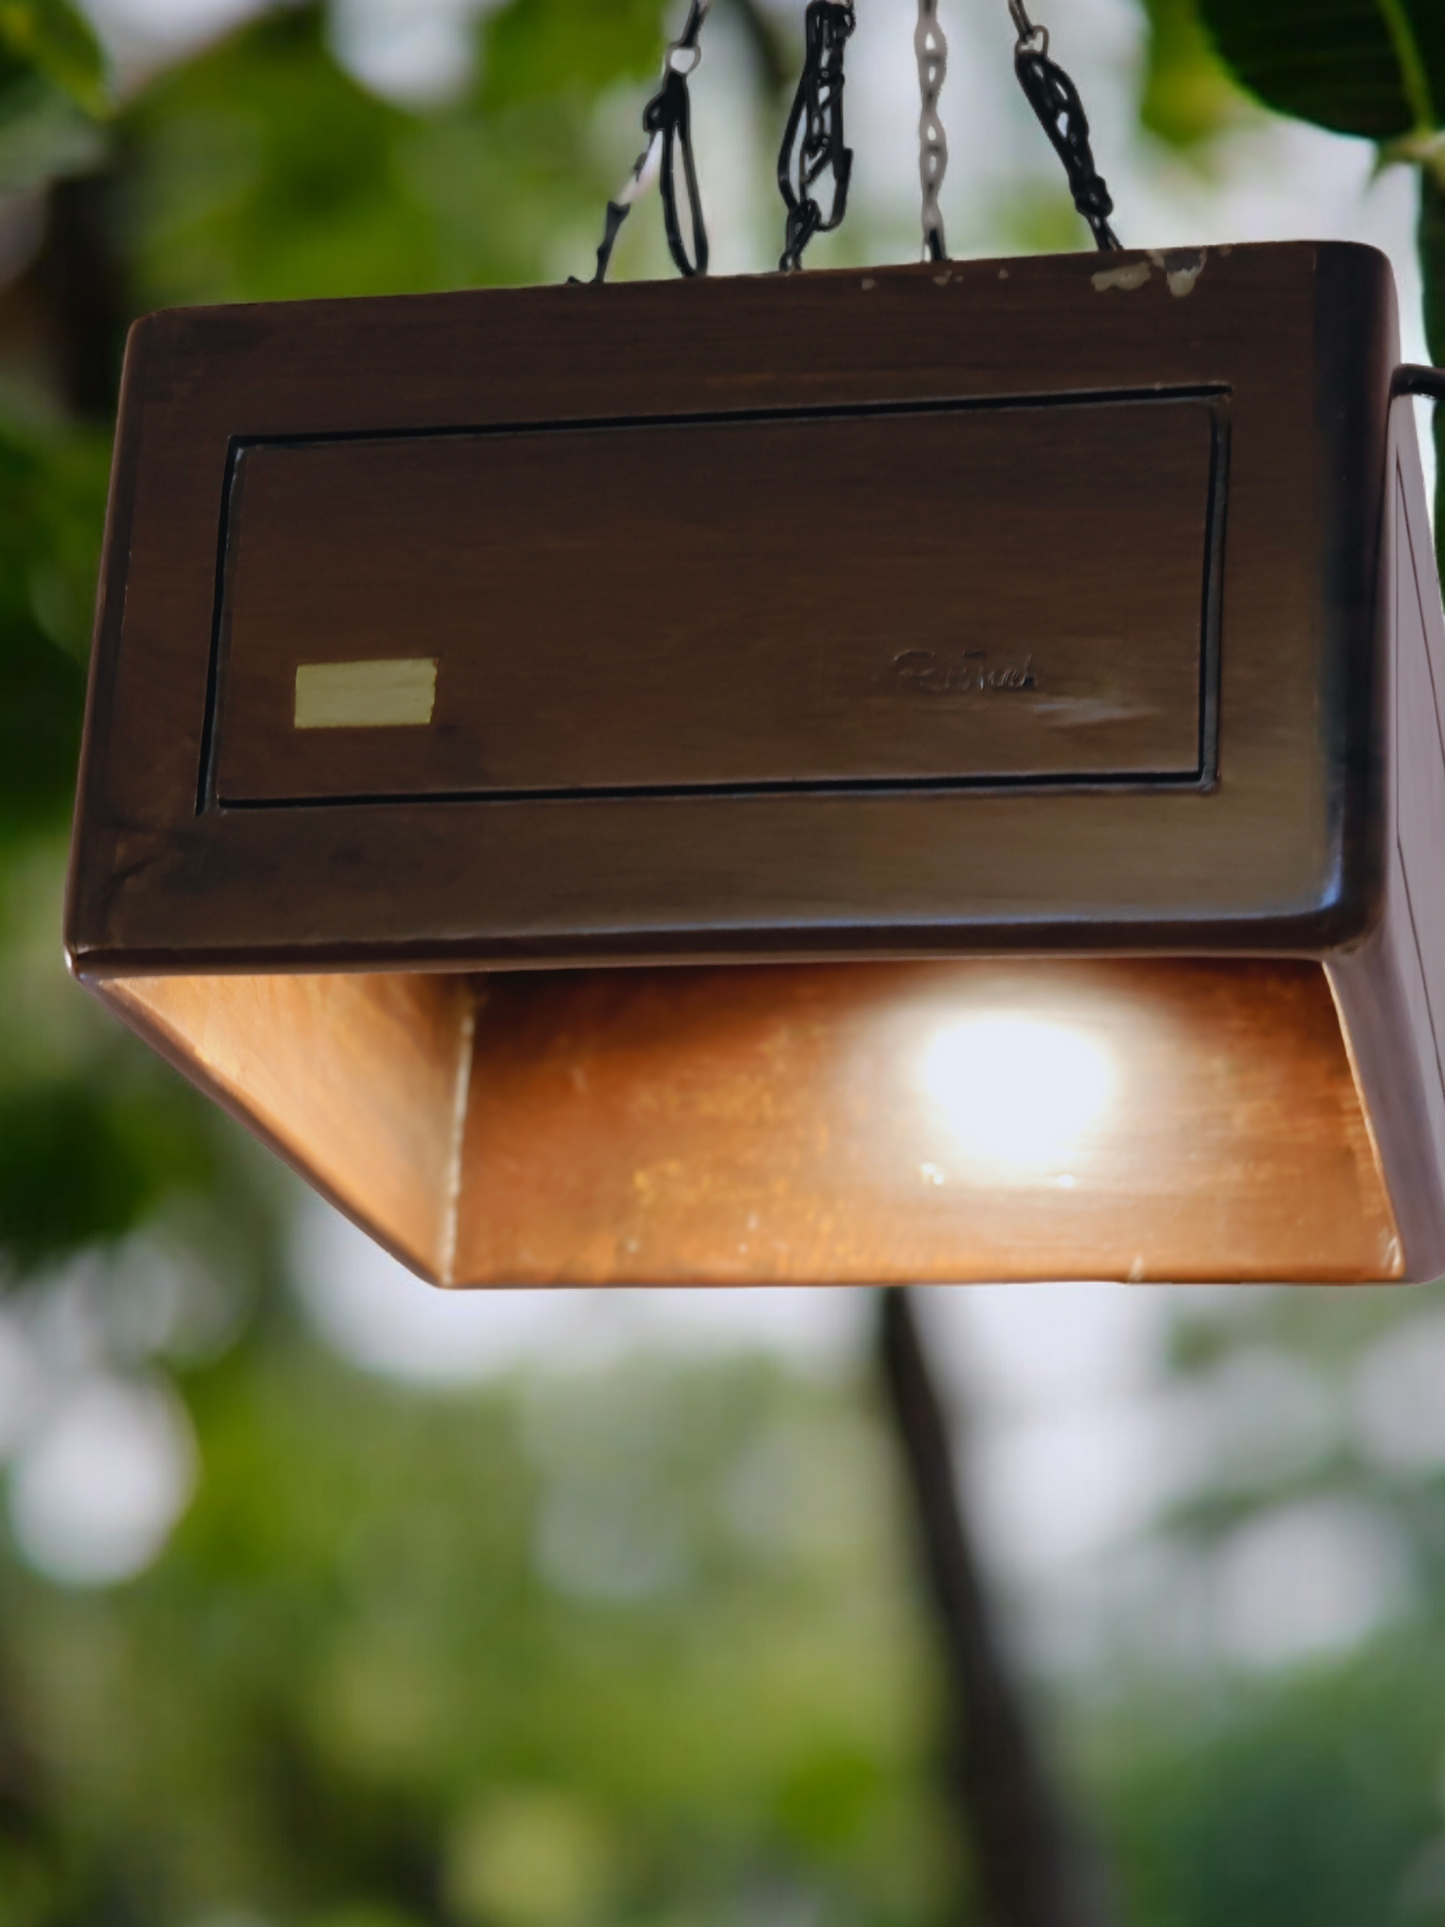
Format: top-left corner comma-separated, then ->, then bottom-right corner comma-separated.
122,3 -> 622,306
0,0 -> 107,115
0,0 -> 108,195
444,1788 -> 618,1927
1138,0 -> 1242,149
0,625 -> 83,840
125,5 -> 435,306
0,1344 -> 953,1922
1195,0 -> 1445,142
0,422 -> 108,840
481,0 -> 668,107
1193,1 -> 1445,577
0,71 -> 103,190
990,183 -> 1090,258
0,1076 -> 218,1269
1106,1644 -> 1445,1927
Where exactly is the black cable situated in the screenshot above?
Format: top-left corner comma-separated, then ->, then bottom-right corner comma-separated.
1396,364 -> 1445,402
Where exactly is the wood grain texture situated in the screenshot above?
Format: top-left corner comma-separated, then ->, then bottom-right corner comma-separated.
68,241 -> 1445,1287
104,970 -> 472,1278
66,244 -> 1396,978
213,398 -> 1214,803
93,954 -> 1405,1287
452,959 -> 1400,1286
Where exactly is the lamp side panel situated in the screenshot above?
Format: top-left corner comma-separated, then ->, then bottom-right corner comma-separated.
65,314 -> 156,967
89,969 -> 472,1283
1330,399 -> 1445,1282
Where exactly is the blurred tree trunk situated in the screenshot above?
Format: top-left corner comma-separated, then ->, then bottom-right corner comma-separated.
0,1617 -> 53,1890
32,161 -> 132,423
731,0 -> 793,96
877,1288 -> 1116,1927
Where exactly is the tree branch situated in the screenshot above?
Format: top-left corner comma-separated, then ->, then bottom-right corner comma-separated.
32,162 -> 131,423
877,1287 -> 1116,1927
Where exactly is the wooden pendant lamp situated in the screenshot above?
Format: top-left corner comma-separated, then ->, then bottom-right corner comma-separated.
61,5 -> 1445,1289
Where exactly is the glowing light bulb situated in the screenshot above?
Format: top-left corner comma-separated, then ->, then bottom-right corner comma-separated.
917,1012 -> 1117,1179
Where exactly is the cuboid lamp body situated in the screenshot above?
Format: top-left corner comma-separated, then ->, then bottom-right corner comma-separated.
64,242 -> 1445,1286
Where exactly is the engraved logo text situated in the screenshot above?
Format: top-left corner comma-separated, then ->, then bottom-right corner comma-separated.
891,649 -> 1036,696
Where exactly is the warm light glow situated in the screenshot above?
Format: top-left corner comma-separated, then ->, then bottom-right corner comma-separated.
917,1012 -> 1117,1178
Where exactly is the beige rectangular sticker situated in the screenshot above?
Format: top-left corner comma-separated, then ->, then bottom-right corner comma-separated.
294,658 -> 438,729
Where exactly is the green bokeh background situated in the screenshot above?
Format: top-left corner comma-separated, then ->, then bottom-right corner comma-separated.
5,3 -> 1445,1922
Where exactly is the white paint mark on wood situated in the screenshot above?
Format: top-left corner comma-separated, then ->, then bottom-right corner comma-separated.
1167,251 -> 1207,298
294,658 -> 438,729
1092,261 -> 1152,294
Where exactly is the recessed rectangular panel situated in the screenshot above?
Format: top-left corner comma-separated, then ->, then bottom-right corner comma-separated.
212,394 -> 1221,804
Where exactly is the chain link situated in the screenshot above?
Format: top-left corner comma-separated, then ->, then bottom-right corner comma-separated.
1008,0 -> 1047,52
778,1 -> 856,272
574,0 -> 1122,285
1010,4 -> 1119,251
916,0 -> 948,262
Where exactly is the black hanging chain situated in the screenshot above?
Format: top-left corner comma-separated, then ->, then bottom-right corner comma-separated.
1009,0 -> 1121,251
573,0 -> 1120,285
777,1 -> 856,272
576,0 -> 711,285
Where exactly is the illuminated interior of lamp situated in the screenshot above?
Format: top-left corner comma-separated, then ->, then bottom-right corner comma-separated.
99,959 -> 1402,1289
917,1013 -> 1118,1184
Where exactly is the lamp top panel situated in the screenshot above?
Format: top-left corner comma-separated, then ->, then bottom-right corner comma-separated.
68,241 -> 1400,974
